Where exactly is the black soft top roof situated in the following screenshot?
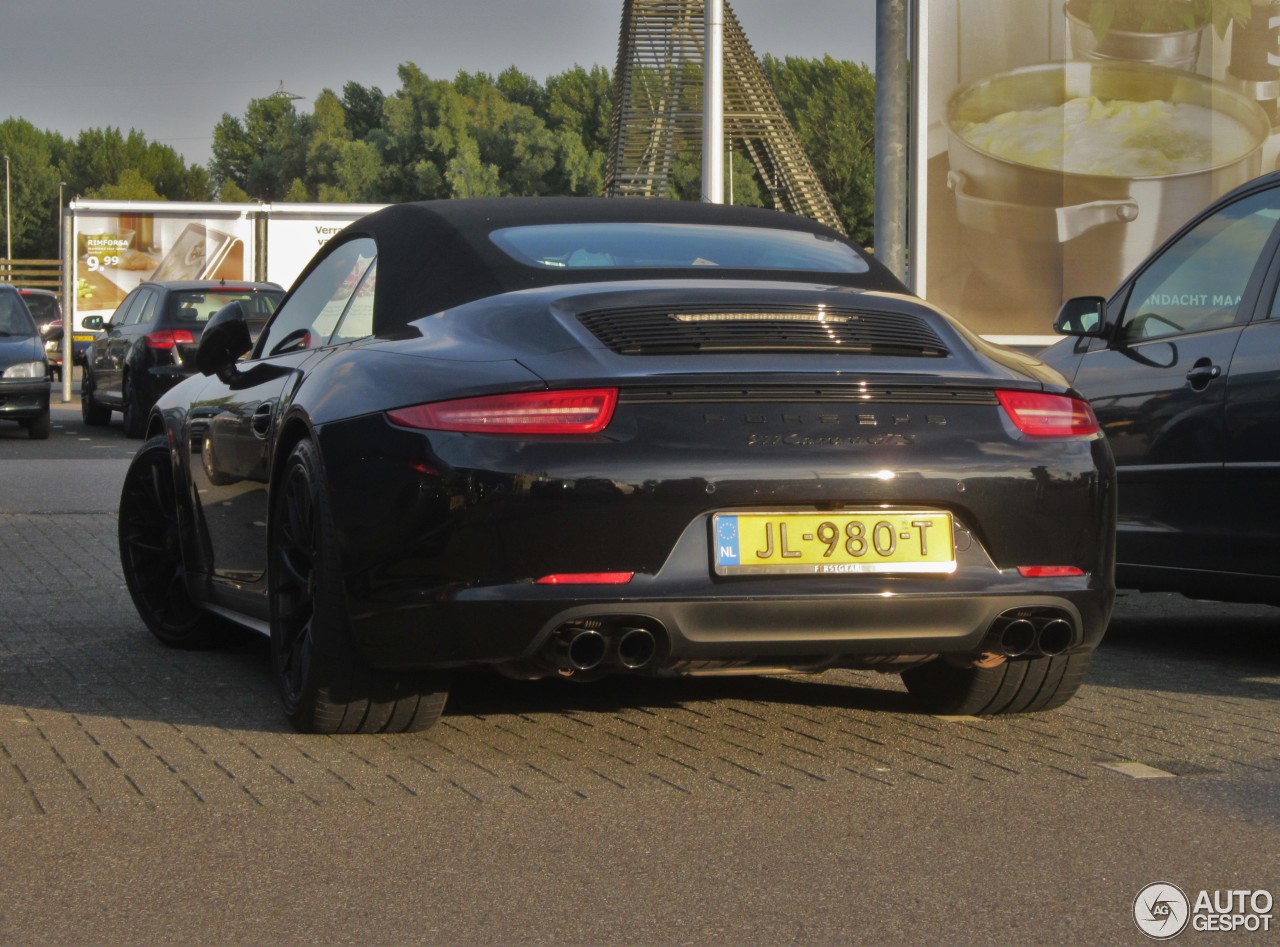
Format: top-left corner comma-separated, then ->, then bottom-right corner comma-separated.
314,198 -> 906,333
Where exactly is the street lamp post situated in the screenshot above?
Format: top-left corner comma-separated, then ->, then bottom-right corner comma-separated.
701,0 -> 724,204
57,180 -> 68,399
57,181 -> 65,259
3,154 -> 10,278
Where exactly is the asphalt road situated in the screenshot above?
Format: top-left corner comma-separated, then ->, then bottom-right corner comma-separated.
1,393 -> 1278,943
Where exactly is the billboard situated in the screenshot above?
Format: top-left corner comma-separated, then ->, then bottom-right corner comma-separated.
911,0 -> 1278,346
67,201 -> 385,342
263,204 -> 384,287
72,206 -> 257,333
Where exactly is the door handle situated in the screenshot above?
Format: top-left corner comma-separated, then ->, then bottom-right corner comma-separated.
251,401 -> 274,438
1185,361 -> 1221,389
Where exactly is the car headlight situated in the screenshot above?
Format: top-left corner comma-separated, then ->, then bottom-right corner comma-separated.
2,361 -> 46,379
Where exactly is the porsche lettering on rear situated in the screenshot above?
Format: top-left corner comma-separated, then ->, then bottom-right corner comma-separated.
746,432 -> 917,447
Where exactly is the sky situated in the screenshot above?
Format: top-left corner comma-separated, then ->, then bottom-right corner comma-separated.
2,0 -> 877,168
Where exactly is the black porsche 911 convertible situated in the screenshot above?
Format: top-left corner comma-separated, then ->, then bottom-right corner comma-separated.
118,197 -> 1116,734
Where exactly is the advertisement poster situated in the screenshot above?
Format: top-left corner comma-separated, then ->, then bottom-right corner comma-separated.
912,0 -> 1280,345
73,209 -> 256,327
263,204 -> 384,289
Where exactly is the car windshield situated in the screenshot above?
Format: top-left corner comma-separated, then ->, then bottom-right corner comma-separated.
20,293 -> 58,324
489,223 -> 869,273
169,289 -> 284,325
0,293 -> 38,337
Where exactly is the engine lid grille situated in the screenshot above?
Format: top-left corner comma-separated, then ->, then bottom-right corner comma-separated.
578,306 -> 949,357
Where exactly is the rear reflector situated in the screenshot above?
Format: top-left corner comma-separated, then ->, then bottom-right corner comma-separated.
996,390 -> 1099,437
535,572 -> 634,585
388,388 -> 618,435
1017,566 -> 1085,578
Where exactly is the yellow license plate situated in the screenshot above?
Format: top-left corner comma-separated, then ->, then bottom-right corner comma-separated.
712,511 -> 956,575
72,334 -> 94,343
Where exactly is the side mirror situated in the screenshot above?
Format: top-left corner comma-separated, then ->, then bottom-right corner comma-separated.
82,315 -> 104,331
196,301 -> 254,376
41,325 -> 64,342
1054,296 -> 1109,338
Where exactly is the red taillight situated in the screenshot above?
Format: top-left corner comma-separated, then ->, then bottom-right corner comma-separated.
1017,566 -> 1085,578
145,328 -> 196,350
388,388 -> 618,435
996,390 -> 1099,438
535,572 -> 634,585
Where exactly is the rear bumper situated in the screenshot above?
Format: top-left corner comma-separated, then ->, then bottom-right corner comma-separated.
346,511 -> 1113,670
349,582 -> 1111,671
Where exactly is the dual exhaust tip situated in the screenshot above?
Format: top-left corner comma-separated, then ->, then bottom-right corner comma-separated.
986,612 -> 1077,658
545,624 -> 660,674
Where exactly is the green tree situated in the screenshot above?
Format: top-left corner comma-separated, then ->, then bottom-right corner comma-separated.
64,128 -> 209,202
341,82 -> 386,141
376,64 -> 452,201
333,140 -> 384,201
497,67 -> 547,115
211,96 -> 310,200
84,168 -> 162,201
545,65 -> 613,154
763,54 -> 876,244
0,118 -> 68,258
218,180 -> 250,202
306,89 -> 353,199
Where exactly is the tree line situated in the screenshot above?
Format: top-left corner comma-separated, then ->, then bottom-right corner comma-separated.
0,55 -> 874,260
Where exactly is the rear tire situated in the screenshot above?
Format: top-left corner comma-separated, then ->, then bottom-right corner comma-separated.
119,435 -> 236,648
901,651 -> 1093,715
122,373 -> 147,439
81,370 -> 111,426
269,438 -> 449,734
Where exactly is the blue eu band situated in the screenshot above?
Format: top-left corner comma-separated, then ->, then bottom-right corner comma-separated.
715,516 -> 740,566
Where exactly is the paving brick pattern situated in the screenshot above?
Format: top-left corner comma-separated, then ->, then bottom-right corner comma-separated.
3,512 -> 1279,816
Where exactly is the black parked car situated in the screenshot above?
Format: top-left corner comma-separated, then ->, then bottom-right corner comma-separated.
118,198 -> 1116,734
0,285 -> 51,439
1042,171 -> 1280,606
81,280 -> 284,437
17,288 -> 65,380
22,287 -> 101,381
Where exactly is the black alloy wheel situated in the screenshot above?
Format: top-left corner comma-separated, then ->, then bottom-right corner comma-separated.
119,435 -> 232,648
80,369 -> 110,426
269,438 -> 449,734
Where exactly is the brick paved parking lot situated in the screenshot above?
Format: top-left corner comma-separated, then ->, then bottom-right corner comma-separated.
2,409 -> 1279,942
3,512 -> 1280,817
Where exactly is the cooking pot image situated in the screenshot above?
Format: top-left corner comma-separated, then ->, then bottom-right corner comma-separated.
944,61 -> 1270,303
1064,0 -> 1206,70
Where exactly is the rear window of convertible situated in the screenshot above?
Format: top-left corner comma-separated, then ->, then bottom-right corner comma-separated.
489,223 -> 869,273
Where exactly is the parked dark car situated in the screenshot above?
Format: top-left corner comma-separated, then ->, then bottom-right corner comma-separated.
81,280 -> 284,437
118,198 -> 1116,734
1042,171 -> 1280,606
22,287 -> 101,381
20,285 -> 61,358
0,284 -> 51,439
